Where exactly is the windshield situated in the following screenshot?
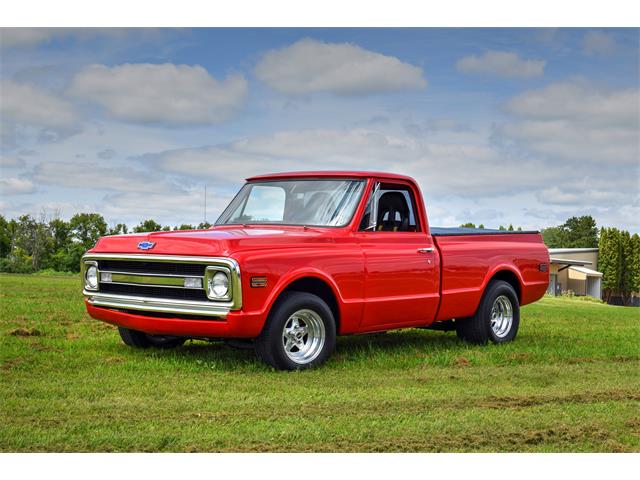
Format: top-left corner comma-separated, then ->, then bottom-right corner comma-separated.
216,179 -> 366,227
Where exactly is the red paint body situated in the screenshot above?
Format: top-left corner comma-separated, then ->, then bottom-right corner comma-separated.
86,172 -> 549,337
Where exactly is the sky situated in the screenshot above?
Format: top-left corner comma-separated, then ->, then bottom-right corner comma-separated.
0,27 -> 638,232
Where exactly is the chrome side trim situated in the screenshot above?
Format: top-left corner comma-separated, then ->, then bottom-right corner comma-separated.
84,291 -> 230,317
100,270 -> 202,290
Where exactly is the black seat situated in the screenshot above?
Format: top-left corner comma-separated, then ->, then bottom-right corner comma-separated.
376,192 -> 410,231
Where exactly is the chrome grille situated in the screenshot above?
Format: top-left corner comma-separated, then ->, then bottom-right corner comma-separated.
97,259 -> 206,276
81,254 -> 242,317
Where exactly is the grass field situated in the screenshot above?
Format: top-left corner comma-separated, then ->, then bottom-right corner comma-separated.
1,273 -> 639,452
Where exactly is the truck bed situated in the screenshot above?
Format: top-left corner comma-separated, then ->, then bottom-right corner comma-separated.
431,229 -> 549,322
431,227 -> 539,236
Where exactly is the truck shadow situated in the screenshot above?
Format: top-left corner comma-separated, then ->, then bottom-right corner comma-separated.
162,329 -> 462,371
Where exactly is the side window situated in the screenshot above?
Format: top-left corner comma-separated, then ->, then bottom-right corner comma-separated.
359,183 -> 420,232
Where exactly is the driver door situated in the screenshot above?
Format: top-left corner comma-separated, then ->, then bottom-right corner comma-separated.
355,181 -> 440,330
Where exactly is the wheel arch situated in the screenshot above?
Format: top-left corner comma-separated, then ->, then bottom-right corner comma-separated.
484,267 -> 523,304
264,270 -> 343,334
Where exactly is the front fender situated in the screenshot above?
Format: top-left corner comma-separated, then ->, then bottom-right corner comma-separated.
260,267 -> 352,333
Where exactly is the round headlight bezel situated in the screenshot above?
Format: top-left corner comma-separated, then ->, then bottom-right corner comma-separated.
85,264 -> 99,290
207,270 -> 230,300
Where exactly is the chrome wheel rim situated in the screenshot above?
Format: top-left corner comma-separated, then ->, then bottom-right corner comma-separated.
282,309 -> 326,364
490,295 -> 513,338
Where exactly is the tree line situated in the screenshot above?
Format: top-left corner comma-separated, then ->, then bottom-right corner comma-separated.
0,213 -> 211,274
1,212 -> 639,302
459,222 -> 523,231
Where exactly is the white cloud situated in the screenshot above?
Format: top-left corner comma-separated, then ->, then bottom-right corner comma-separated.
139,121 -> 638,231
101,189 -> 225,224
0,177 -> 35,195
29,161 -> 179,194
505,79 -> 636,125
1,79 -> 80,147
501,79 -> 639,165
254,38 -> 426,96
583,31 -> 617,56
456,50 -> 545,78
0,28 -> 141,50
0,155 -> 26,169
68,63 -> 248,125
97,148 -> 116,160
142,128 -> 557,198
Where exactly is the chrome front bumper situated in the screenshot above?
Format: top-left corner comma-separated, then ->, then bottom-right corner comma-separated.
82,253 -> 242,318
84,291 -> 231,317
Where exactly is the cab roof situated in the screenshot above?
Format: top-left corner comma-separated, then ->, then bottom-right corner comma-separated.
246,171 -> 417,183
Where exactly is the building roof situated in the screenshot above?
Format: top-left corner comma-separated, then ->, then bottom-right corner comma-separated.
550,257 -> 592,266
570,266 -> 603,277
548,248 -> 599,254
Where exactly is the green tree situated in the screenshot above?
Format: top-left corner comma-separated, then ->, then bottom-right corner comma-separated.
0,215 -> 11,258
177,224 -> 195,230
620,230 -> 638,304
562,215 -> 598,248
459,223 -> 476,228
197,222 -> 212,229
630,234 -> 640,296
542,226 -> 565,247
47,218 -> 72,272
69,213 -> 107,250
599,228 -> 622,302
133,219 -> 163,233
108,223 -> 129,235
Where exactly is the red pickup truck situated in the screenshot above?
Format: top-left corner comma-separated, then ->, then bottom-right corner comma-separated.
83,171 -> 549,370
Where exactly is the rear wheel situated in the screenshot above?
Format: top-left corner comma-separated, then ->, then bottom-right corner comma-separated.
118,327 -> 185,349
255,292 -> 336,370
455,280 -> 520,345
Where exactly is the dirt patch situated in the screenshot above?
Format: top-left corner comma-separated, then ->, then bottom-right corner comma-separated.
105,356 -> 125,364
505,352 -> 533,362
566,357 -> 596,364
625,417 -> 640,433
477,390 -> 640,409
8,327 -> 42,337
0,357 -> 25,371
454,357 -> 470,367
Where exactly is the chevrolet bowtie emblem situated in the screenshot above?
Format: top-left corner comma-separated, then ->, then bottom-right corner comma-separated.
137,241 -> 156,250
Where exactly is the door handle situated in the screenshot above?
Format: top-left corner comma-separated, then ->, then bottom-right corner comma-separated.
417,247 -> 435,253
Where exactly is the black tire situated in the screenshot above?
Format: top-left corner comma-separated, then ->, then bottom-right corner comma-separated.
255,292 -> 336,370
118,327 -> 186,349
455,280 -> 520,345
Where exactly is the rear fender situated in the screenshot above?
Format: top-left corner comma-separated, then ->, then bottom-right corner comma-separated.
481,264 -> 525,303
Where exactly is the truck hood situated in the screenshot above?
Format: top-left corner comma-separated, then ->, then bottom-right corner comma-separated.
90,225 -> 336,257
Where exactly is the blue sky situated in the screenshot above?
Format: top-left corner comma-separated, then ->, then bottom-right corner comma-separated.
1,28 -> 638,231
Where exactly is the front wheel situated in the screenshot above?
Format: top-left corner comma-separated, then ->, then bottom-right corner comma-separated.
255,292 -> 336,370
118,327 -> 186,349
455,280 -> 520,345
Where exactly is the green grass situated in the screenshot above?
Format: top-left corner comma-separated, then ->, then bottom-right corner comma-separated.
1,274 -> 639,452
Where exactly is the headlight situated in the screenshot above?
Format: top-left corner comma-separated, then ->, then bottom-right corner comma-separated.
85,265 -> 98,290
208,271 -> 229,298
